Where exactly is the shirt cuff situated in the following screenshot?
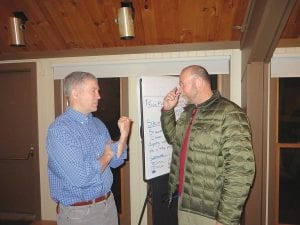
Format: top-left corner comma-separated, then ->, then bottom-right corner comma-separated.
161,107 -> 174,114
111,141 -> 127,159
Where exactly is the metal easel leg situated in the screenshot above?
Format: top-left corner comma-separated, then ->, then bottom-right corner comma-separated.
138,184 -> 152,225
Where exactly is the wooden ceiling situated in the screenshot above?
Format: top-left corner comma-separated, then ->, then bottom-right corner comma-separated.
0,0 -> 299,60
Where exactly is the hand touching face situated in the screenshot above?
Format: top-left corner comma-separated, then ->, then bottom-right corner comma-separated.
163,87 -> 181,111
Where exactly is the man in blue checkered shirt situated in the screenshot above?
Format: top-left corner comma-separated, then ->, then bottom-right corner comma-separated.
46,71 -> 131,225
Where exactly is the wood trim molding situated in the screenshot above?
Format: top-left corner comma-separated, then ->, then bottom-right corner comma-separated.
278,38 -> 300,48
119,78 -> 131,225
0,41 -> 240,61
242,62 -> 270,225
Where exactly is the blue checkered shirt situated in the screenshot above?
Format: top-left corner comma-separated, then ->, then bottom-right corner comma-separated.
46,107 -> 127,206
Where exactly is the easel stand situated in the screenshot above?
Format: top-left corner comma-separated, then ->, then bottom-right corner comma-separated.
138,184 -> 152,225
137,175 -> 178,225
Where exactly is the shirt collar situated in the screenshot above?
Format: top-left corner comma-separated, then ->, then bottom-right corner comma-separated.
65,107 -> 93,123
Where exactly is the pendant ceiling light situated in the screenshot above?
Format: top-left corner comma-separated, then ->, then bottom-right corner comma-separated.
115,0 -> 135,40
9,11 -> 28,47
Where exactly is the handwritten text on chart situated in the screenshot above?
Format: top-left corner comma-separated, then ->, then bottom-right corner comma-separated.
145,98 -> 164,108
143,96 -> 173,176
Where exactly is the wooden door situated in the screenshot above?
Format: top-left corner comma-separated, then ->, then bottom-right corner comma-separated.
0,63 -> 40,222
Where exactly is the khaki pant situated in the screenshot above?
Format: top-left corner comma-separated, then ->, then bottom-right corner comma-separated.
178,210 -> 216,225
57,193 -> 118,225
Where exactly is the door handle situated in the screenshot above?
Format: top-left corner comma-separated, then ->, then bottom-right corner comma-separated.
0,146 -> 34,161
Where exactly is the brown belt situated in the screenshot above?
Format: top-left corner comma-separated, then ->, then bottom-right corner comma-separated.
71,191 -> 111,206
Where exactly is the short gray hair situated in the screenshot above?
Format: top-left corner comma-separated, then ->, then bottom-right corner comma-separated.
63,71 -> 97,97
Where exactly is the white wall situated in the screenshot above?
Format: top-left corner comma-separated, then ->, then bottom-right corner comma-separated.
0,48 -> 242,224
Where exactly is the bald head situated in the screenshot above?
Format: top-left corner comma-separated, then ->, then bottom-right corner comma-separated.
181,65 -> 211,87
179,65 -> 213,105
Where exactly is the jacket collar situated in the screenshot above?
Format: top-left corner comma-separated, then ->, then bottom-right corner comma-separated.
184,90 -> 221,112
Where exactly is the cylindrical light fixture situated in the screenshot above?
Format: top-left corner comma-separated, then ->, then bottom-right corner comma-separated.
8,12 -> 27,47
116,1 -> 135,40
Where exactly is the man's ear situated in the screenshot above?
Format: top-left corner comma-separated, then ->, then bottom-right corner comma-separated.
71,88 -> 79,99
195,77 -> 203,88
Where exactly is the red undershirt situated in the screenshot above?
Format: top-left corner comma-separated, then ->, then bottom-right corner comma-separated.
178,107 -> 198,195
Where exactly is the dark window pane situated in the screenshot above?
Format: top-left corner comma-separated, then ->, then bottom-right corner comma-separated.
279,148 -> 300,224
93,78 -> 121,140
278,78 -> 300,143
211,74 -> 217,90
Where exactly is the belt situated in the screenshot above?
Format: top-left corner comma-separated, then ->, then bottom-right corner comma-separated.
71,191 -> 111,206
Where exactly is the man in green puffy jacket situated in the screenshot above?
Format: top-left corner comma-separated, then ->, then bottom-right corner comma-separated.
161,65 -> 255,225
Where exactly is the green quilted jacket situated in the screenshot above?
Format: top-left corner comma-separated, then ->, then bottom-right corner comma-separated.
160,91 -> 255,225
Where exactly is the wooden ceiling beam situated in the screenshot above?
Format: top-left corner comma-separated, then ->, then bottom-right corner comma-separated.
240,0 -> 297,65
0,41 -> 239,61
